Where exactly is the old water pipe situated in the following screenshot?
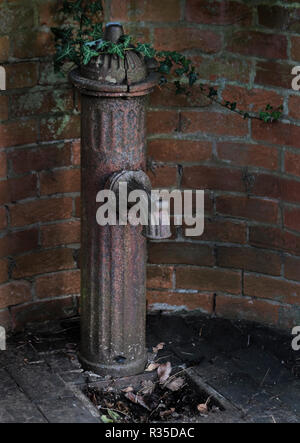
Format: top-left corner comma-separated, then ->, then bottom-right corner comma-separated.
70,23 -> 171,377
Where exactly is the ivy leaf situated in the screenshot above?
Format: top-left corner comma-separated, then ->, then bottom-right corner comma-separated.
136,43 -> 156,58
208,87 -> 218,98
230,102 -> 237,111
188,70 -> 198,86
108,43 -> 125,58
82,45 -> 99,64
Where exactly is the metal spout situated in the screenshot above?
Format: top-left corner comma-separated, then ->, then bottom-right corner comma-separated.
142,194 -> 172,240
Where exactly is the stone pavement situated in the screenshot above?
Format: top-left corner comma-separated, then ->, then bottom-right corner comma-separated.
0,314 -> 299,423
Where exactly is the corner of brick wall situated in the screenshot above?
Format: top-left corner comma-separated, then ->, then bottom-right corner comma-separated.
0,0 -> 300,331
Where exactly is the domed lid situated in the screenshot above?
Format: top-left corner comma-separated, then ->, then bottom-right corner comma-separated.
80,23 -> 148,86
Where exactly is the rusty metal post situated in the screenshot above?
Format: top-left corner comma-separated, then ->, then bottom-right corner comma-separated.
70,24 -> 162,377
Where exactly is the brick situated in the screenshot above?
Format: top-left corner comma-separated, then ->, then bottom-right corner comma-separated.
244,273 -> 300,306
13,30 -> 55,59
154,27 -> 221,53
10,197 -> 73,228
289,95 -> 300,120
148,139 -> 212,163
227,31 -> 287,59
216,195 -> 279,224
41,220 -> 80,247
39,62 -> 68,86
284,206 -> 300,232
11,297 -> 76,330
40,115 -> 80,141
147,266 -> 173,289
284,256 -> 300,282
181,111 -> 248,137
0,228 -> 39,258
0,258 -> 8,283
217,142 -> 278,171
0,96 -> 8,120
40,169 -> 80,196
249,226 -> 300,255
111,0 -> 181,22
222,86 -> 283,114
257,5 -> 291,31
251,173 -> 300,205
150,83 -> 210,108
0,3 -> 35,35
285,151 -> 300,178
252,120 -> 300,150
9,144 -> 71,175
195,55 -> 251,83
0,36 -> 9,62
0,309 -> 12,330
291,36 -> 300,62
217,246 -> 281,276
13,248 -> 75,279
5,63 -> 38,89
186,0 -> 252,25
10,89 -> 73,118
0,207 -> 6,230
0,119 -> 37,148
147,291 -> 214,313
148,166 -> 177,188
255,61 -> 293,89
0,281 -> 31,309
176,266 -> 241,294
0,174 -> 37,205
0,152 -> 6,178
71,140 -> 80,166
149,242 -> 214,266
35,270 -> 80,299
216,295 -> 279,327
186,218 -> 247,244
39,0 -> 59,27
147,111 -> 179,134
75,196 -> 81,218
182,166 -> 244,193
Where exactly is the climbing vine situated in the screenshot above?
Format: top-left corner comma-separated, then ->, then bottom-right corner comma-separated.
52,0 -> 283,123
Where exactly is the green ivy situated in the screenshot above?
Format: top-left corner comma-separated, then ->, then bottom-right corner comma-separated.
51,0 -> 282,123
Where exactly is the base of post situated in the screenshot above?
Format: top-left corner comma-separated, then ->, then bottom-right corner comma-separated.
78,353 -> 148,378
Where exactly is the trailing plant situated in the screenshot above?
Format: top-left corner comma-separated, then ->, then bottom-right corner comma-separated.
52,0 -> 283,123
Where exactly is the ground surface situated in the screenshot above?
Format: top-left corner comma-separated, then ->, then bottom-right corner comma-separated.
0,314 -> 299,423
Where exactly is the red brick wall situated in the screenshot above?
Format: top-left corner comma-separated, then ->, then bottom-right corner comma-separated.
0,0 -> 300,331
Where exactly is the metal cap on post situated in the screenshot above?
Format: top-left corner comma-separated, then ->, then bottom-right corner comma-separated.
70,25 -> 161,377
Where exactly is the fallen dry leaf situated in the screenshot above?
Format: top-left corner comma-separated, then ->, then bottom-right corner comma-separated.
140,380 -> 156,395
165,377 -> 185,392
122,386 -> 134,393
153,342 -> 165,353
145,362 -> 160,372
197,403 -> 208,414
158,361 -> 172,384
125,392 -> 151,411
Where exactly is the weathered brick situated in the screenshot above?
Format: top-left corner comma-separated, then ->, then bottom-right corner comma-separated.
227,31 -> 287,59
176,266 -> 241,294
147,266 -> 173,289
8,143 -> 71,175
186,0 -> 252,25
0,174 -> 37,205
0,228 -> 39,258
5,63 -> 38,89
149,242 -> 214,266
185,218 -> 247,244
147,291 -> 214,313
0,152 -> 6,178
249,226 -> 300,255
0,206 -> 6,230
0,258 -> 8,283
0,96 -> 8,121
217,246 -> 281,276
216,294 -> 279,327
244,273 -> 300,306
35,269 -> 80,299
71,140 -> 80,166
11,297 -> 76,330
154,27 -> 221,53
0,2 -> 35,35
195,55 -> 251,83
0,36 -> 9,62
222,86 -> 283,114
0,119 -> 37,148
75,196 -> 81,218
251,173 -> 300,205
257,5 -> 291,31
41,220 -> 80,247
0,309 -> 12,330
181,111 -> 248,137
217,142 -> 278,171
111,0 -> 181,22
252,120 -> 300,149
148,166 -> 177,188
289,95 -> 300,120
39,0 -> 59,27
291,36 -> 300,62
10,197 -> 73,228
284,256 -> 300,282
216,195 -> 279,224
40,169 -> 80,196
13,30 -> 55,59
255,61 -> 293,89
285,151 -> 300,178
284,206 -> 300,232
150,83 -> 210,108
182,165 -> 244,193
40,115 -> 80,141
147,111 -> 179,134
148,139 -> 212,163
0,281 -> 31,309
13,248 -> 75,279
